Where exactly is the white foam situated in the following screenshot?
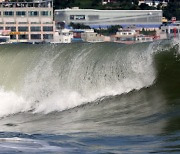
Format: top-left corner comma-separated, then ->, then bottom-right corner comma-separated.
0,137 -> 72,153
0,88 -> 30,117
0,42 -> 160,117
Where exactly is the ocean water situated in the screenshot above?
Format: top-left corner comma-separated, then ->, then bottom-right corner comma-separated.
0,40 -> 179,153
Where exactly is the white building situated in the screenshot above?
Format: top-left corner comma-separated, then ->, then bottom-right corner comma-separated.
114,29 -> 137,44
54,29 -> 73,43
0,0 -> 55,43
55,8 -> 162,28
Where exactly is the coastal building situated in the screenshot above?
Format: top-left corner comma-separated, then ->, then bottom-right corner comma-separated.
161,22 -> 180,39
54,8 -> 162,28
0,0 -> 55,43
136,35 -> 153,42
54,29 -> 73,43
81,29 -> 105,42
114,29 -> 138,44
0,29 -> 10,43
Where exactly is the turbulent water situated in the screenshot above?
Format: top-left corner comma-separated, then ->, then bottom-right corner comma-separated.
0,40 -> 179,153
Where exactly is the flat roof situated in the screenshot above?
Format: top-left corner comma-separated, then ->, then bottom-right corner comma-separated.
55,9 -> 162,12
0,0 -> 53,8
0,0 -> 52,4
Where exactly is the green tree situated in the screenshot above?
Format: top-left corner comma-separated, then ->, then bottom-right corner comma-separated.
95,25 -> 122,36
163,0 -> 180,20
139,3 -> 156,10
69,22 -> 91,29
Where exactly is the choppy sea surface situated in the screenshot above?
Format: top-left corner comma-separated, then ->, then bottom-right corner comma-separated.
0,40 -> 179,153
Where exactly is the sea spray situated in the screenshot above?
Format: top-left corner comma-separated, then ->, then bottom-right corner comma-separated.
0,88 -> 30,117
0,41 -> 177,117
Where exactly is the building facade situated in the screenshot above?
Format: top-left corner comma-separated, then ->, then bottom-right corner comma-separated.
54,8 -> 162,28
81,29 -> 105,42
0,0 -> 55,43
161,22 -> 180,39
54,28 -> 73,43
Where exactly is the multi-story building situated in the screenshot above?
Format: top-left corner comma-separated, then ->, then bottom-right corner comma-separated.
54,8 -> 162,28
0,0 -> 55,43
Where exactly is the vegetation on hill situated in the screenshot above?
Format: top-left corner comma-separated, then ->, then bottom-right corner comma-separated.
139,28 -> 156,36
162,0 -> 180,20
94,25 -> 123,36
69,22 -> 91,29
53,0 -> 156,10
68,23 -> 122,36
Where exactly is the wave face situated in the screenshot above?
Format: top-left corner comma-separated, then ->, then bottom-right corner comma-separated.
0,41 -> 179,117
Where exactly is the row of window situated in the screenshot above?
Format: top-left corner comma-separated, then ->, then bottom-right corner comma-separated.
169,29 -> 180,33
0,22 -> 53,24
0,11 -> 51,17
0,26 -> 53,32
10,34 -> 53,40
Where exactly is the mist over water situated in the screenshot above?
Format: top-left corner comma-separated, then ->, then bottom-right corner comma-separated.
0,40 -> 179,153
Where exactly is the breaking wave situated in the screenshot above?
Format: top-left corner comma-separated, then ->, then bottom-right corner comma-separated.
0,40 -> 179,117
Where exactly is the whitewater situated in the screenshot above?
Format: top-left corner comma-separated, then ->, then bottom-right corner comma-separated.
0,42 -> 157,116
0,40 -> 179,153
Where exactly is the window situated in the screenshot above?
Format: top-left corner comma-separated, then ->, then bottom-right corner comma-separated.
0,27 -> 3,30
70,15 -> 85,20
31,22 -> 41,24
70,15 -> 74,20
43,22 -> 53,24
28,11 -> 39,16
31,26 -> 41,32
6,27 -> 16,32
6,22 -> 15,24
18,34 -> 28,40
31,34 -> 41,39
4,11 -> 14,16
18,26 -> 28,32
75,15 -> 85,20
16,11 -> 26,16
19,22 -> 28,24
41,11 -> 48,16
43,26 -> 53,32
10,35 -> 16,40
43,34 -> 53,39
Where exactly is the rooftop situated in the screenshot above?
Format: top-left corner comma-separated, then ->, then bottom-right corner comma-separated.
0,0 -> 53,8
